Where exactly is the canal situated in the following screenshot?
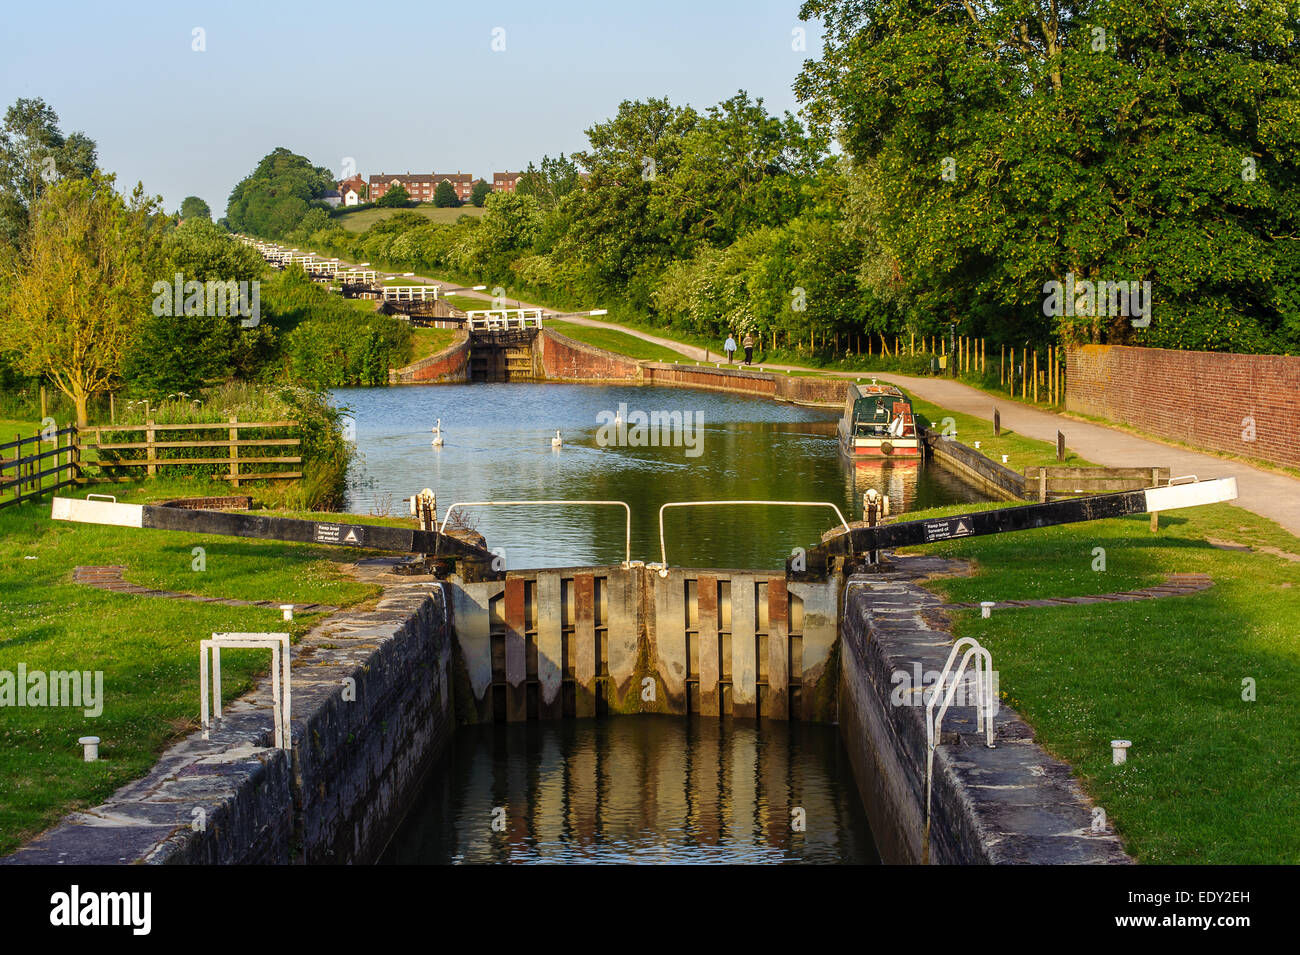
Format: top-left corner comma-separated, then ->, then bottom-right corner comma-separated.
336,382 -> 989,570
379,716 -> 880,864
337,381 -> 988,864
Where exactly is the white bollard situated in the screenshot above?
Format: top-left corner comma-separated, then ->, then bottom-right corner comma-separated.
974,441 -> 981,449
281,605 -> 294,622
79,736 -> 100,761
980,601 -> 995,618
1111,740 -> 1132,765
1001,454 -> 1009,464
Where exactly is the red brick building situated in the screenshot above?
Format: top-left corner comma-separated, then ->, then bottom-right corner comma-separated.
338,174 -> 366,196
493,171 -> 523,193
368,172 -> 476,203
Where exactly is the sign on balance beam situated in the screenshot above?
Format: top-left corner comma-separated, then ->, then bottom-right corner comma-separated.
799,477 -> 1238,575
49,498 -> 496,566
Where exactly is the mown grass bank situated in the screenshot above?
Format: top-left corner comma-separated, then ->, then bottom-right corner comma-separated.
0,477 -> 407,855
911,398 -> 1096,471
547,320 -> 687,363
900,500 -> 1300,864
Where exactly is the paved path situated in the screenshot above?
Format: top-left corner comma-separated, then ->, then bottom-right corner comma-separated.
332,254 -> 1300,535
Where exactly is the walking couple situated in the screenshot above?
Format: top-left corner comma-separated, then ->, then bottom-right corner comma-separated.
724,332 -> 755,365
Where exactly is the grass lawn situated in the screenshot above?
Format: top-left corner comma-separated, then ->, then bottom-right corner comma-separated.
0,477 -> 410,855
333,205 -> 484,233
911,396 -> 1096,470
900,499 -> 1300,864
444,294 -> 493,313
409,327 -> 459,361
547,320 -> 693,363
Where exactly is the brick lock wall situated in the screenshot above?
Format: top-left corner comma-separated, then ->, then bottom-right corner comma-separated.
1065,344 -> 1300,468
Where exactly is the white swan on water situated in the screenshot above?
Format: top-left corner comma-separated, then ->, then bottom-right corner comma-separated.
551,429 -> 563,448
431,419 -> 444,447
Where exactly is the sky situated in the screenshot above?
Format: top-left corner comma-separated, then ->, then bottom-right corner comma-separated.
1,0 -> 825,215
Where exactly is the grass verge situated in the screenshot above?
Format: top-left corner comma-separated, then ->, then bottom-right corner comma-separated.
899,500 -> 1300,864
911,398 -> 1097,470
547,320 -> 687,363
0,478 -> 397,855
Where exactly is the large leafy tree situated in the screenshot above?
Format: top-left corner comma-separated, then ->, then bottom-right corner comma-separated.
180,196 -> 212,221
225,147 -> 335,237
795,0 -> 1300,352
122,218 -> 273,395
515,153 -> 582,211
0,97 -> 97,247
0,172 -> 164,425
550,97 -> 699,303
650,91 -> 825,255
433,181 -> 459,207
375,182 -> 411,207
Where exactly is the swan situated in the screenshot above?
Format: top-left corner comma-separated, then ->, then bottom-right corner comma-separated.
431,419 -> 444,447
551,430 -> 563,448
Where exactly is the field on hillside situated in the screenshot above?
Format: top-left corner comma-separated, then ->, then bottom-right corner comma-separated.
333,205 -> 485,233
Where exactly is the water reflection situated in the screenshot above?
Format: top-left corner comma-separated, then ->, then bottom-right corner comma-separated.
335,383 -> 990,569
380,717 -> 880,865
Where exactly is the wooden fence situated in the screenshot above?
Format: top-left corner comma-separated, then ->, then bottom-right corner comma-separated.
1024,466 -> 1170,502
77,419 -> 301,487
0,426 -> 81,508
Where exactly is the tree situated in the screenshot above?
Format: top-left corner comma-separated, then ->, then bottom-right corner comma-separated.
433,181 -> 459,207
180,196 -> 212,221
515,154 -> 581,211
0,97 -> 98,246
121,218 -> 271,394
795,0 -> 1300,352
468,192 -> 542,277
375,182 -> 411,207
225,147 -> 335,237
0,172 -> 163,425
470,179 -> 491,207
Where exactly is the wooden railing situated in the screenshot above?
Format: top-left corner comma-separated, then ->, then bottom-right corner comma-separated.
0,426 -> 81,508
77,419 -> 301,487
1023,466 -> 1170,502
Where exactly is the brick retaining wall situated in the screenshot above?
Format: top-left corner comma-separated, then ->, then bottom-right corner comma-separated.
1065,344 -> 1300,468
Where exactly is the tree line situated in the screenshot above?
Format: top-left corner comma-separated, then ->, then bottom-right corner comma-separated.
236,3 -> 1298,358
0,100 -> 410,430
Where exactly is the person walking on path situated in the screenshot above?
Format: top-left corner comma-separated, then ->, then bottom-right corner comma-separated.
742,332 -> 755,365
724,334 -> 737,364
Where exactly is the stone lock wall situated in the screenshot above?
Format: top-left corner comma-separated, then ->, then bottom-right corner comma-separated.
2,578 -> 457,866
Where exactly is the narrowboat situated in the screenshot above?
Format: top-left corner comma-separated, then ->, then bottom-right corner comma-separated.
836,381 -> 922,459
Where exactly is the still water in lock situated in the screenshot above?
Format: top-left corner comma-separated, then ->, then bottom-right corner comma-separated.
379,716 -> 881,864
335,382 -> 989,570
339,381 -> 990,864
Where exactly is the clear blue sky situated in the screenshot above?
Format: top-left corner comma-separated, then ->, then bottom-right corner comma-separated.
1,0 -> 824,215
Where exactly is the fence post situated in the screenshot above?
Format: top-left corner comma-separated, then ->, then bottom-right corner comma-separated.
994,408 -> 1000,436
146,419 -> 157,477
1039,469 -> 1048,503
72,425 -> 81,483
1057,430 -> 1065,462
229,416 -> 240,488
1033,350 -> 1039,403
